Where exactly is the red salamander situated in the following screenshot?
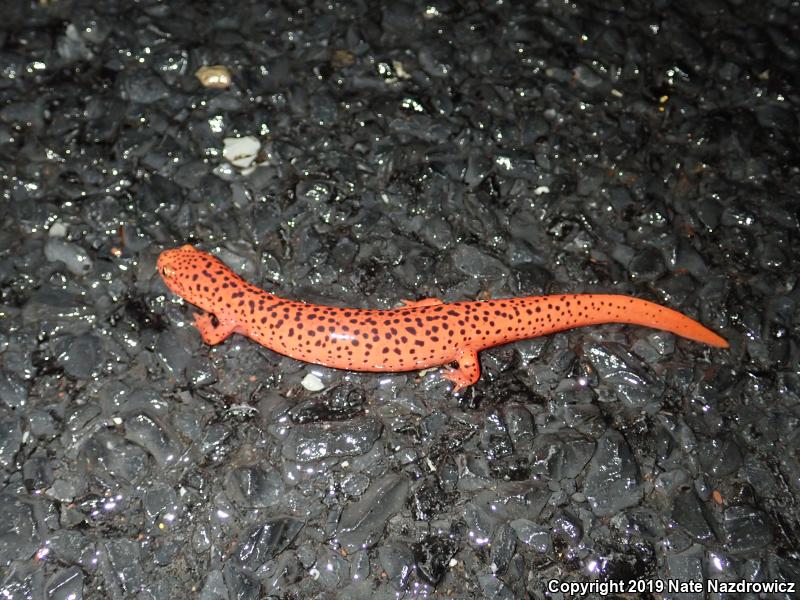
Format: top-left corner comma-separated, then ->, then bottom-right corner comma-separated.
157,245 -> 729,391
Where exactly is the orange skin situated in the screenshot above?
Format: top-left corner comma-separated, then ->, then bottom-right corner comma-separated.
157,245 -> 728,392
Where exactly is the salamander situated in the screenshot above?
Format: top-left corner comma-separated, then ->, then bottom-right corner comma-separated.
157,245 -> 729,391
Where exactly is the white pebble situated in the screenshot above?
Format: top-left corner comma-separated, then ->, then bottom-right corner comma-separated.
223,136 -> 260,169
48,221 -> 68,237
44,238 -> 93,275
301,373 -> 325,392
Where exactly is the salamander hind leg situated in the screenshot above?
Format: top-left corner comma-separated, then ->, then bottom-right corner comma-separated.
192,312 -> 236,345
442,348 -> 481,393
401,297 -> 444,308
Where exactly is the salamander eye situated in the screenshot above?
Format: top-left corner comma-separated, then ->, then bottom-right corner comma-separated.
160,266 -> 173,278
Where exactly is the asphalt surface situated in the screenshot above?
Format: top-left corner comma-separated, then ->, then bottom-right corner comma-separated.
0,0 -> 798,598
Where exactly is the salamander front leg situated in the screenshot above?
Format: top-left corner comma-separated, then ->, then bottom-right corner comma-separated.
192,312 -> 236,345
442,348 -> 481,393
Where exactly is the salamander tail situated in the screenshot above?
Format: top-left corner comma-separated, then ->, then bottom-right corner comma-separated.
530,294 -> 729,348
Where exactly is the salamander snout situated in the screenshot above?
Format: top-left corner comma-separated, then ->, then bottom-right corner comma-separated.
157,245 -> 202,293
156,250 -> 179,281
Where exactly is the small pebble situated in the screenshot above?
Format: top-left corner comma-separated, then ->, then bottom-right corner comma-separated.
301,373 -> 325,392
195,65 -> 232,89
222,136 -> 261,169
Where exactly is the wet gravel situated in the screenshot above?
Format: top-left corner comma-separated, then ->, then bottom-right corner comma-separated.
1,0 -> 799,598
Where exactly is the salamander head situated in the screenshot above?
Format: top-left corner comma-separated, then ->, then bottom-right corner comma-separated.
157,244 -> 226,313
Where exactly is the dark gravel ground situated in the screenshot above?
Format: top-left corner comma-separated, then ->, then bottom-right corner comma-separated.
1,0 -> 799,598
